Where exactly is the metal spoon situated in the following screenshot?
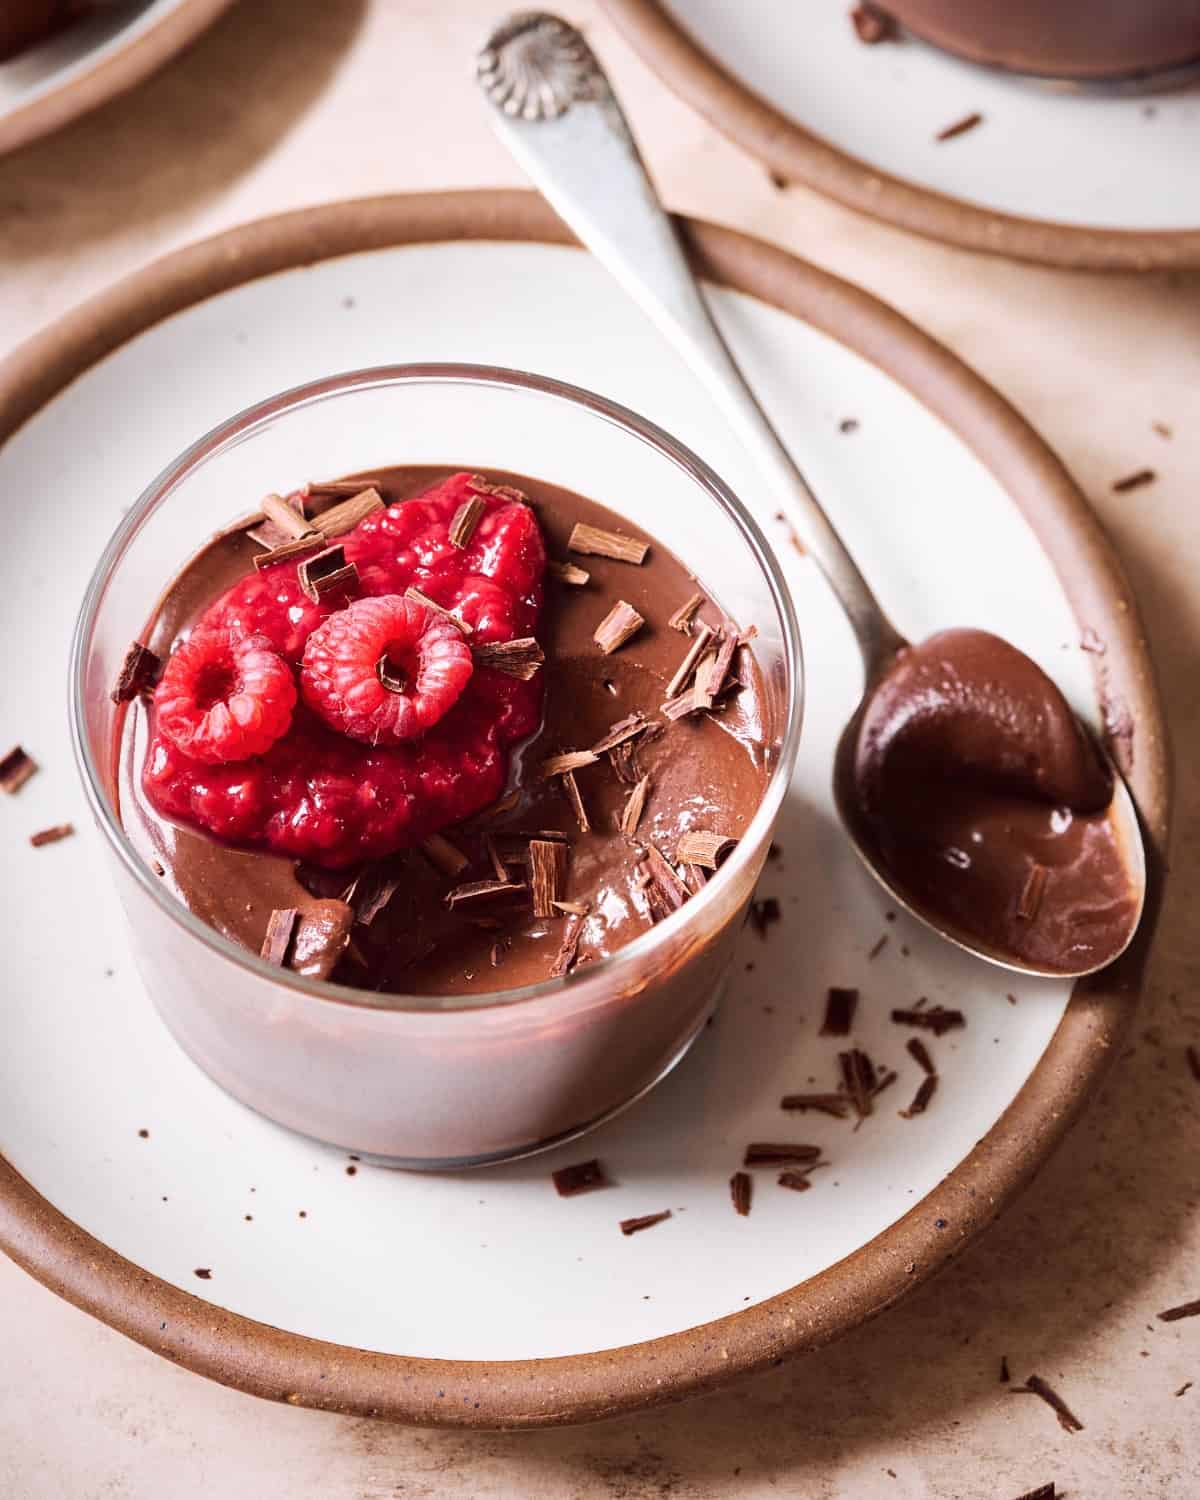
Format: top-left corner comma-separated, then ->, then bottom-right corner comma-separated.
475,11 -> 1146,978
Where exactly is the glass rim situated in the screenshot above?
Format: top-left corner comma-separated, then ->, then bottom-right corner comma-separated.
69,363 -> 805,1016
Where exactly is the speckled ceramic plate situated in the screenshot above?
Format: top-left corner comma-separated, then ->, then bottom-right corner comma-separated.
0,191 -> 1168,1427
0,0 -> 235,156
602,0 -> 1200,271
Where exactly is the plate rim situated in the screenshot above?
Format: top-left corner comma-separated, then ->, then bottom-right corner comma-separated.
0,0 -> 238,158
0,188 -> 1171,1427
600,0 -> 1200,273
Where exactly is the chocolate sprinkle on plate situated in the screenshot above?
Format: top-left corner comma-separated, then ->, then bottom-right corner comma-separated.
730,1171 -> 752,1217
1112,468 -> 1157,494
0,746 -> 37,795
839,1048 -> 878,1119
1157,1298 -> 1200,1323
777,1169 -> 819,1192
29,823 -> 74,848
748,897 -> 781,937
820,986 -> 858,1037
850,3 -> 896,44
899,1074 -> 938,1118
743,1143 -> 821,1166
906,1037 -> 936,1075
193,1268 -> 213,1280
1012,1374 -> 1084,1433
868,934 -> 888,960
111,641 -> 161,703
891,1004 -> 965,1036
1011,1487 -> 1055,1500
779,1093 -> 850,1118
935,110 -> 984,143
619,1210 -> 672,1236
552,1159 -> 609,1197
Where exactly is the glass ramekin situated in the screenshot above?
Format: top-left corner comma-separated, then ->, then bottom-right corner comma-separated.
70,366 -> 803,1167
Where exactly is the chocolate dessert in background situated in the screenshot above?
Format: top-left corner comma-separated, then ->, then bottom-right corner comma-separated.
117,467 -> 770,998
0,0 -> 92,60
877,0 -> 1200,81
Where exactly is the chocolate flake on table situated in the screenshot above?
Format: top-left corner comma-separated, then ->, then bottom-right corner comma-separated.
868,934 -> 889,960
1153,421 -> 1173,439
529,838 -> 568,918
780,1092 -> 851,1118
891,1004 -> 964,1036
1011,1486 -> 1055,1500
839,417 -> 860,434
539,749 -> 599,779
448,495 -> 485,548
906,1037 -> 936,1075
420,833 -> 469,878
29,823 -> 74,848
899,1074 -> 938,1119
298,545 -> 358,604
620,774 -> 652,837
744,1143 -> 822,1166
665,623 -> 715,699
194,1268 -> 212,1280
668,592 -> 706,633
594,600 -> 645,655
821,986 -> 859,1037
551,913 -> 586,977
471,638 -> 545,680
777,1169 -> 816,1192
1112,468 -> 1157,494
1157,1298 -> 1200,1323
111,641 -> 161,703
568,522 -> 648,566
1012,1374 -> 1084,1433
646,845 -> 688,912
840,1048 -> 878,1119
850,3 -> 897,44
935,110 -> 984,142
748,897 -> 781,937
872,1067 -> 898,1099
676,829 -> 735,869
252,531 -> 325,570
590,712 -> 651,755
0,745 -> 38,795
553,1158 -> 610,1197
560,770 -> 591,834
1000,1355 -> 1011,1383
620,1210 -> 672,1236
261,907 -> 299,966
1017,862 -> 1049,921
404,587 -> 472,635
311,486 -> 385,539
547,559 -> 590,586
446,878 -> 527,909
730,1171 -> 753,1217
1187,1045 -> 1200,1083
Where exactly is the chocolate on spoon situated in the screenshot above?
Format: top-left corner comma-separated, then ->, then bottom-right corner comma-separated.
478,11 -> 1146,977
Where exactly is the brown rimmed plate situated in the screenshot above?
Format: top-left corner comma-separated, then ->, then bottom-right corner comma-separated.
602,0 -> 1200,272
0,189 -> 1168,1427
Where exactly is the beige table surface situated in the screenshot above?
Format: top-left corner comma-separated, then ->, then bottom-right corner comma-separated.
2,1 -> 1198,1494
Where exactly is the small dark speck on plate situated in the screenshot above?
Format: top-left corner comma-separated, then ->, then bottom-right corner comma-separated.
839,417 -> 859,434
345,1165 -> 357,1176
244,1215 -> 253,1222
342,296 -> 356,309
935,1217 -> 947,1229
194,1268 -> 212,1280
137,1128 -> 149,1139
298,1210 -> 307,1218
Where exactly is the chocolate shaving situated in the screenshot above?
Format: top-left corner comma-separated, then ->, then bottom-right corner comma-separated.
261,491 -> 315,541
467,475 -> 527,504
608,722 -> 662,784
590,713 -> 650,755
780,1092 -> 851,1118
261,908 -> 298,966
665,624 -> 715,699
553,1159 -> 609,1197
676,829 -> 735,869
661,686 -> 707,720
551,913 -> 585,977
471,638 -> 544,680
680,862 -> 708,896
0,746 -> 38,794
1017,862 -> 1048,921
906,1037 -> 936,1075
529,839 -> 568,918
850,3 -> 896,43
690,649 -> 720,712
376,654 -> 406,693
547,559 -> 590,586
311,486 -> 384,539
668,592 -> 706,633
484,835 -> 510,883
420,833 -> 468,878
748,897 -> 781,937
290,902 -> 354,981
873,1067 -> 898,1098
1011,1487 -> 1055,1500
1012,1374 -> 1084,1433
1000,1355 -> 1011,1384
540,749 -> 599,779
744,1143 -> 822,1166
935,110 -> 984,142
1187,1044 -> 1200,1083
29,823 -> 73,848
194,1268 -> 212,1280
306,477 -> 384,502
704,624 -> 740,701
730,1171 -> 752,1217
868,934 -> 889,960
891,1005 -> 965,1036
619,1210 -> 671,1236
646,845 -> 688,912
839,1048 -> 877,1119
298,545 -> 357,604
1112,468 -> 1157,494
111,641 -> 161,703
777,1170 -> 815,1192
351,867 -> 403,926
561,771 -> 590,833
594,600 -> 645,655
404,587 -> 472,635
448,495 -> 484,548
1158,1298 -> 1200,1323
620,774 -> 652,837
552,899 -> 589,917
569,522 -> 648,565
446,878 -> 527,909
821,986 -> 858,1037
899,1074 -> 938,1118
252,531 -> 325,570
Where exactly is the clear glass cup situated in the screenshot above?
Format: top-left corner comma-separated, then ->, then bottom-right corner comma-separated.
70,366 -> 803,1167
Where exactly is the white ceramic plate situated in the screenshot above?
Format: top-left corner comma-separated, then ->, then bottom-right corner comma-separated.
0,227 -> 1110,1365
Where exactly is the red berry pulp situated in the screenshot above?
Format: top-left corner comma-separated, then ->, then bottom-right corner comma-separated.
144,473 -> 546,867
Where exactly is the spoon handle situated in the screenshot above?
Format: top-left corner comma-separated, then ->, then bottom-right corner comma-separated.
476,11 -> 904,676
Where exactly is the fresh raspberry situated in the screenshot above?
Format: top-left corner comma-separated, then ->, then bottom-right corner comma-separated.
301,596 -> 474,745
154,628 -> 296,765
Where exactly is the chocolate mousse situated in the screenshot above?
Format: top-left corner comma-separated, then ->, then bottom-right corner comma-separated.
877,1 -> 1200,82
116,467 -> 770,997
844,628 -> 1139,973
